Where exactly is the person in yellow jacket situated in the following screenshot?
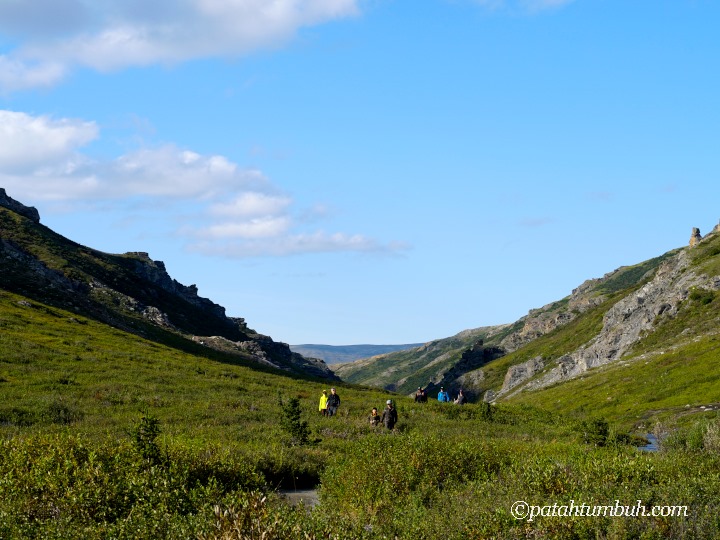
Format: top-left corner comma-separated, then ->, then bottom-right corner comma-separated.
319,390 -> 328,416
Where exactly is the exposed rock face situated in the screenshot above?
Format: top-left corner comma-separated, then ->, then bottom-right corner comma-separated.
499,277 -> 607,354
0,190 -> 338,380
0,188 -> 40,223
690,227 -> 703,247
125,252 -> 228,319
500,356 -> 544,394
1,238 -> 79,293
506,248 -> 719,396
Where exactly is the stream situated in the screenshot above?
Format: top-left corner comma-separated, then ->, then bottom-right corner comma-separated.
638,433 -> 658,452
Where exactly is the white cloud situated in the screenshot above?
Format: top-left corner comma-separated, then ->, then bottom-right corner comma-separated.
0,0 -> 92,37
0,127 -> 268,202
0,108 -> 405,258
0,55 -> 66,93
0,0 -> 360,91
189,231 -> 408,258
199,216 -> 292,239
210,192 -> 293,218
0,110 -> 98,172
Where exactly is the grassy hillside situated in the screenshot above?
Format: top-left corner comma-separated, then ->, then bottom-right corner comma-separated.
505,234 -> 720,430
0,204 -> 335,377
3,287 -> 720,537
0,289 -> 377,451
335,253 -> 674,399
0,207 -> 245,340
4,194 -> 720,537
333,326 -> 508,395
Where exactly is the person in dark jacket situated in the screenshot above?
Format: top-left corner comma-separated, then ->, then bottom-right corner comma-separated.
414,387 -> 427,403
326,387 -> 340,417
381,400 -> 398,430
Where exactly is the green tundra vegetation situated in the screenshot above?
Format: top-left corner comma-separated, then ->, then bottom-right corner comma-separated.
2,289 -> 720,539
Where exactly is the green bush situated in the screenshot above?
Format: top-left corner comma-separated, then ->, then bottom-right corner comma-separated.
689,287 -> 716,306
130,412 -> 163,464
0,433 -> 265,539
318,431 -> 505,530
577,417 -> 610,446
278,394 -> 311,446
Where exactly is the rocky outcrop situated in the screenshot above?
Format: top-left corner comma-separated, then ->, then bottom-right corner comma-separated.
0,188 -> 40,223
124,252 -> 228,320
498,278 -> 606,354
690,227 -> 703,247
0,190 -> 337,380
504,247 -> 719,396
500,356 -> 544,394
193,334 -> 338,379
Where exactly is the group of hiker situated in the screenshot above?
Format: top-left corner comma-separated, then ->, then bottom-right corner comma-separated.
431,386 -> 466,405
318,387 -> 341,417
317,384 -> 465,432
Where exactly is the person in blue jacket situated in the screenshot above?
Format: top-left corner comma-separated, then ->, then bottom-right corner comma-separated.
437,386 -> 450,403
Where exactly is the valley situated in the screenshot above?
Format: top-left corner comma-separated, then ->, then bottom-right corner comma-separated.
2,192 -> 720,538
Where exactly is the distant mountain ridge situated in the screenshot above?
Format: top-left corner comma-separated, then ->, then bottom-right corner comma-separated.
0,188 -> 337,380
289,343 -> 425,364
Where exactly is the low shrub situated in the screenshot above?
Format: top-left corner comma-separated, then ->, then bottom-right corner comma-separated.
0,432 -> 265,539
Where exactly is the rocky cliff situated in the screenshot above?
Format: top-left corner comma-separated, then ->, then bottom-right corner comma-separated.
335,226 -> 711,402
0,188 -> 40,223
493,227 -> 720,399
0,189 -> 337,380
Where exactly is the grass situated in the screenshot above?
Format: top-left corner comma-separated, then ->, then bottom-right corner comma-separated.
334,327 -> 492,389
336,252 -> 675,400
476,293 -> 623,393
3,287 -> 720,538
0,293 -> 720,540
689,229 -> 720,275
0,290 -> 380,452
4,208 -> 720,537
507,288 -> 720,431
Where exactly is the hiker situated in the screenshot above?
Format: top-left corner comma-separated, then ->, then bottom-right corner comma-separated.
369,407 -> 381,426
326,387 -> 340,417
319,390 -> 328,416
414,387 -> 427,403
454,389 -> 466,405
381,399 -> 398,430
437,386 -> 450,403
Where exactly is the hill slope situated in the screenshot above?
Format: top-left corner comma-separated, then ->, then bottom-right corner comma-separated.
336,223 -> 720,429
335,252 -> 673,397
3,189 -> 720,538
0,188 -> 336,380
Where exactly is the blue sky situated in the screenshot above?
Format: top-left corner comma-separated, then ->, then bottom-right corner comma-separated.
1,0 -> 719,345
